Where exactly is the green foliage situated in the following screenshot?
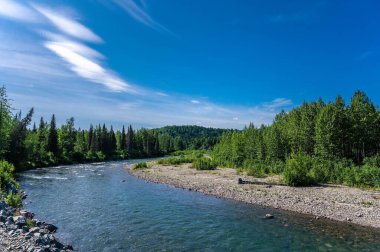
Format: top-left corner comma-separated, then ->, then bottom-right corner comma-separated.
26,218 -> 34,228
157,156 -> 194,165
213,91 -> 380,188
192,157 -> 216,170
6,191 -> 22,208
283,154 -> 315,186
134,162 -> 148,169
0,86 -> 12,159
0,160 -> 18,191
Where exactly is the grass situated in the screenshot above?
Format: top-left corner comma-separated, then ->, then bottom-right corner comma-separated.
133,162 -> 148,170
192,157 -> 217,170
361,200 -> 374,206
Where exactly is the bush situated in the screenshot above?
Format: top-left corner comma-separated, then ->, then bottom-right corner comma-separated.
157,156 -> 194,165
26,218 -> 34,228
364,154 -> 380,167
192,157 -> 217,170
346,165 -> 380,187
245,163 -> 267,177
0,160 -> 18,191
309,158 -> 334,183
6,191 -> 22,208
283,154 -> 315,186
243,161 -> 284,177
134,162 -> 148,169
96,151 -> 106,161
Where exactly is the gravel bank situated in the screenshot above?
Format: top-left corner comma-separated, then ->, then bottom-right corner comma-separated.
129,163 -> 380,229
0,199 -> 73,252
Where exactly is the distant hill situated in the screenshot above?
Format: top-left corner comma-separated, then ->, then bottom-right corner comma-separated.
152,125 -> 234,150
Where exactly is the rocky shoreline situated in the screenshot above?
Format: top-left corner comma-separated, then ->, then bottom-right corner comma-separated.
129,163 -> 380,229
0,193 -> 73,252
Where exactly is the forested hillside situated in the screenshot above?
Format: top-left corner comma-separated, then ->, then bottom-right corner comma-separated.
213,91 -> 380,187
0,87 -> 227,171
154,125 -> 232,151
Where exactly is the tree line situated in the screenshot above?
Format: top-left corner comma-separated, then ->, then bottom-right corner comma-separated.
0,86 -> 227,172
213,91 -> 380,187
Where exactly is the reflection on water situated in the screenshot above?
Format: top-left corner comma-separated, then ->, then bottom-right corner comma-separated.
18,160 -> 380,252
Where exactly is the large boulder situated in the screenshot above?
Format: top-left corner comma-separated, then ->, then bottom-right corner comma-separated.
20,210 -> 34,219
45,223 -> 58,233
13,215 -> 26,226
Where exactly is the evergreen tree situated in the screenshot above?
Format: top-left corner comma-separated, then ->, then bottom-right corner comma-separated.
0,86 -> 12,159
47,114 -> 59,156
6,109 -> 34,169
120,126 -> 126,151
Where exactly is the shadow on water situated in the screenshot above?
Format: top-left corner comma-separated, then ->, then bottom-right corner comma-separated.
17,160 -> 380,252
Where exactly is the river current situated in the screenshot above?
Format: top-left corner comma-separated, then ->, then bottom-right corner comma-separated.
17,160 -> 380,251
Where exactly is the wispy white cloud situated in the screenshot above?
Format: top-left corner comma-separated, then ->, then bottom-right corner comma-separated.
0,0 -> 40,22
44,36 -> 133,92
263,98 -> 292,110
156,92 -> 169,97
0,1 -> 137,93
114,0 -> 170,33
32,4 -> 102,43
191,99 -> 200,104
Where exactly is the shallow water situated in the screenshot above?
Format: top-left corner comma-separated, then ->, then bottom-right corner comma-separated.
18,160 -> 380,251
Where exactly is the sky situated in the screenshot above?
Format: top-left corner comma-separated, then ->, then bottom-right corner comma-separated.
0,0 -> 379,129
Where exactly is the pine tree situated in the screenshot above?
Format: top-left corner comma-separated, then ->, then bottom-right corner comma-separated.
120,126 -> 126,151
6,108 -> 34,169
47,114 -> 59,156
0,86 -> 12,159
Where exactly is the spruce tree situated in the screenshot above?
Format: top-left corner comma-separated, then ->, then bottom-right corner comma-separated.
47,114 -> 59,156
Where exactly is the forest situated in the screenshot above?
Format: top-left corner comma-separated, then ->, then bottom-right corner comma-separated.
213,91 -> 380,187
0,86 -> 227,172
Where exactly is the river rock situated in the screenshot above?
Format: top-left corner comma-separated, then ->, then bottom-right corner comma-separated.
22,226 -> 30,233
45,223 -> 58,233
264,214 -> 274,219
6,216 -> 14,224
13,215 -> 26,226
29,227 -> 40,233
20,210 -> 34,219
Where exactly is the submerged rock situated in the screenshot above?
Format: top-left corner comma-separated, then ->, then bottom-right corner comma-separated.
264,214 -> 274,219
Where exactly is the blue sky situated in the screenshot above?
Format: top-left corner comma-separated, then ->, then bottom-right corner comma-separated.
0,0 -> 379,129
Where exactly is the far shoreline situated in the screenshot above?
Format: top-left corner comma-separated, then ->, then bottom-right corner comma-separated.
128,162 -> 380,230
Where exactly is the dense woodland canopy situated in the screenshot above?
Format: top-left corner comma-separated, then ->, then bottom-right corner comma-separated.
213,91 -> 380,187
0,86 -> 228,172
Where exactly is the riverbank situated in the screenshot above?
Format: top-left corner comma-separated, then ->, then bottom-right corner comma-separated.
129,162 -> 380,229
0,197 -> 73,252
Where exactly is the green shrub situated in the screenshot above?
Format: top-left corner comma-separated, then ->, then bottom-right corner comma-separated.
134,162 -> 148,169
96,151 -> 106,161
157,156 -> 194,165
283,154 -> 315,186
6,191 -> 22,208
192,157 -> 217,170
0,160 -> 18,191
309,158 -> 333,183
26,218 -> 34,228
363,154 -> 380,168
352,165 -> 380,187
246,165 -> 266,177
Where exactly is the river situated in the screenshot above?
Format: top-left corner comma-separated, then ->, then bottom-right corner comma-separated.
17,159 -> 380,251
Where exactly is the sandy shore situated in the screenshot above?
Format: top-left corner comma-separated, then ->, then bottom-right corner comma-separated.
129,162 -> 380,229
